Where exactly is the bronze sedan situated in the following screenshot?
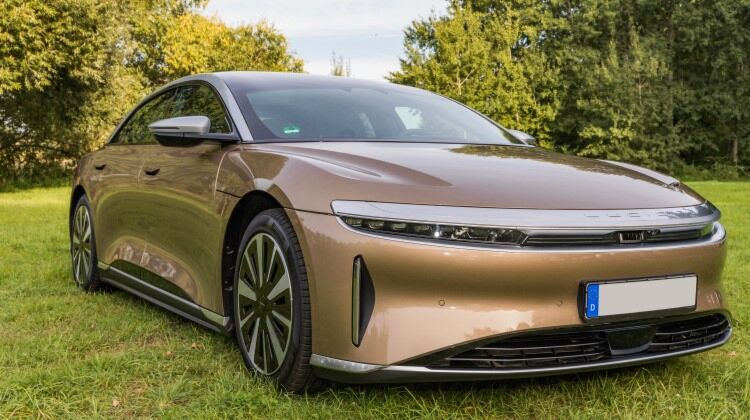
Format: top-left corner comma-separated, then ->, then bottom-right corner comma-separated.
70,72 -> 731,392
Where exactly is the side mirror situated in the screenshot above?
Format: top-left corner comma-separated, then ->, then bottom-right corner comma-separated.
507,129 -> 537,146
149,116 -> 211,137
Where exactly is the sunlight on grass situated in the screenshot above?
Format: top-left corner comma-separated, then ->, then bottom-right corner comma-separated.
0,184 -> 748,418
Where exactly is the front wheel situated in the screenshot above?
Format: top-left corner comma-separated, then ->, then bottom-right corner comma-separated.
232,209 -> 323,393
70,195 -> 103,291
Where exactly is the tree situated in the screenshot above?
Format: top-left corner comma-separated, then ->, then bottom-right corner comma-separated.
549,0 -> 684,169
392,0 -> 750,173
670,0 -> 750,166
0,0 -> 132,180
330,52 -> 351,77
0,0 -> 303,184
389,2 -> 559,144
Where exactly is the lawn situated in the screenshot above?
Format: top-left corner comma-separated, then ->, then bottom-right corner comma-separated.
0,183 -> 748,419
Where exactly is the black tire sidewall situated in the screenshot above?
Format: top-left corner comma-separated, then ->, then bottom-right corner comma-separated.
71,195 -> 99,290
232,209 -> 306,386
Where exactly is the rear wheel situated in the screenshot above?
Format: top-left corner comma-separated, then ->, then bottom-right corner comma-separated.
70,195 -> 102,291
232,209 -> 323,392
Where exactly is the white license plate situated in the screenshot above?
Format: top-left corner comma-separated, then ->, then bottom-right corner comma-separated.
585,275 -> 697,318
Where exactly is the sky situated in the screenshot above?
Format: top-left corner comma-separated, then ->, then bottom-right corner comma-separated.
202,0 -> 447,80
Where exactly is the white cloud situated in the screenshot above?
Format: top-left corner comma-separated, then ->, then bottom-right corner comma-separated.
203,0 -> 444,37
202,0 -> 446,80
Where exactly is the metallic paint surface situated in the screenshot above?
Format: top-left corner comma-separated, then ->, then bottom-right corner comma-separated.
220,142 -> 706,214
137,143 -> 233,313
76,139 -> 730,365
288,209 -> 726,365
81,145 -> 147,276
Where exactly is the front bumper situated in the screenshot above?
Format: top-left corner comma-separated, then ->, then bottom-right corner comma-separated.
287,208 -> 729,381
310,312 -> 732,383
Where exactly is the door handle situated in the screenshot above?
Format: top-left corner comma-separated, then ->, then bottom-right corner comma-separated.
144,167 -> 160,176
94,163 -> 106,170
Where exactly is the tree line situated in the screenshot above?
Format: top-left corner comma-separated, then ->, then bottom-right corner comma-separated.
2,0 -> 748,186
0,0 -> 302,185
390,0 -> 749,178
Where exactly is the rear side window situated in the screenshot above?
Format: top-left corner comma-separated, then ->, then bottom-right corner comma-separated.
113,90 -> 175,145
169,85 -> 231,133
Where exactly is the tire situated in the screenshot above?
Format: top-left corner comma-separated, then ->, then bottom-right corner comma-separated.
70,195 -> 103,291
232,208 -> 324,393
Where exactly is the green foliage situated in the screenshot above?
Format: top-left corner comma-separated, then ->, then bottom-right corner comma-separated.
0,0 -> 302,185
390,2 -> 559,143
391,0 -> 750,174
675,162 -> 747,182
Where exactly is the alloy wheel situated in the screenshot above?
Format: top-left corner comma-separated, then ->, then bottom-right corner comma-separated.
71,205 -> 92,286
236,233 -> 294,375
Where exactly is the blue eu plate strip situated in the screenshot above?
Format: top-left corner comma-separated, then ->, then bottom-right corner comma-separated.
586,283 -> 599,318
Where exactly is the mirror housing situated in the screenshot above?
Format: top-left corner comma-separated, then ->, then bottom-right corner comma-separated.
149,116 -> 211,136
508,129 -> 537,146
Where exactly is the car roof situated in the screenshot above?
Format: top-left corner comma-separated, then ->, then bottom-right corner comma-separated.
167,71 -> 424,95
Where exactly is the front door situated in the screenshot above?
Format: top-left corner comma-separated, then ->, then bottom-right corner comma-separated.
91,89 -> 176,277
139,84 -> 236,313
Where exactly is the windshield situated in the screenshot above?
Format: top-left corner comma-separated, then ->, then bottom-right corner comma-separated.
228,77 -> 523,145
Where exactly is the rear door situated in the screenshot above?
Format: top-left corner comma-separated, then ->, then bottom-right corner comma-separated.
90,89 -> 176,277
139,83 -> 236,313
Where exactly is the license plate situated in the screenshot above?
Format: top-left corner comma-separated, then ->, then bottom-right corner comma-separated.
585,275 -> 697,319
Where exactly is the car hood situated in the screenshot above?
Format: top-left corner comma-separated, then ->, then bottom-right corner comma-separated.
230,142 -> 704,213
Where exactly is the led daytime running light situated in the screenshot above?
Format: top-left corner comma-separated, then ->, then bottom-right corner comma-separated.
342,217 -> 525,245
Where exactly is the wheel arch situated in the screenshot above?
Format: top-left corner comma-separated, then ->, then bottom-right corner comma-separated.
69,185 -> 87,235
221,190 -> 284,320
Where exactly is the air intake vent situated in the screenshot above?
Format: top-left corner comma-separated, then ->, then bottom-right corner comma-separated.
352,257 -> 375,346
419,314 -> 730,370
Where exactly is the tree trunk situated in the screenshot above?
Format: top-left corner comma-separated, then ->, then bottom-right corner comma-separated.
732,136 -> 739,164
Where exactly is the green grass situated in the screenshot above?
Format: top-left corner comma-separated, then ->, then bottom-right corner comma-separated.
1,183 -> 748,419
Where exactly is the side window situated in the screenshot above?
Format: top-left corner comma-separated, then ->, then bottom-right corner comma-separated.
113,90 -> 176,145
170,85 -> 231,133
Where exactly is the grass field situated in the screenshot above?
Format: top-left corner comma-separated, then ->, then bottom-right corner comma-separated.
0,183 -> 748,419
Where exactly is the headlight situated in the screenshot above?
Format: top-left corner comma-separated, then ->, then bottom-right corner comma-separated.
341,216 -> 526,245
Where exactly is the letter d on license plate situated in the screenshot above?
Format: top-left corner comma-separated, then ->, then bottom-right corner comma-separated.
585,275 -> 697,319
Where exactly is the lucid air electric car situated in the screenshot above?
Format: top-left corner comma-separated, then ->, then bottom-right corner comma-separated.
70,72 -> 731,392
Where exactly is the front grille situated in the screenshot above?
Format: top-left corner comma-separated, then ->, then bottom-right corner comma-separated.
424,314 -> 729,370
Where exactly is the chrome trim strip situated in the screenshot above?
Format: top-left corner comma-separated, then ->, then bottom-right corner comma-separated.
200,307 -> 230,327
335,218 -> 725,253
331,201 -> 720,230
312,327 -> 731,383
96,261 -> 110,271
101,266 -> 231,335
310,354 -> 383,374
